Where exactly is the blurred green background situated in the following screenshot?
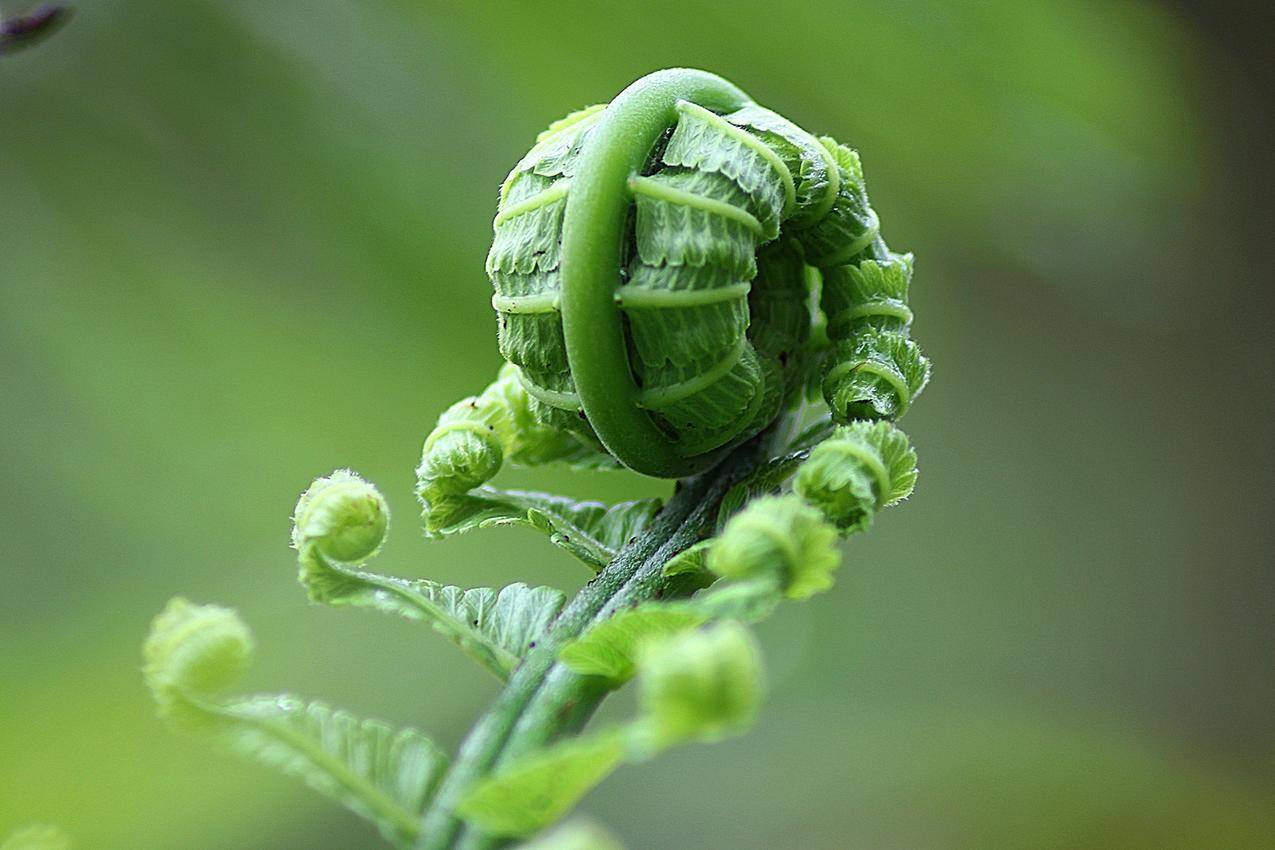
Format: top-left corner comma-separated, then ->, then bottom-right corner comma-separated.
3,1 -> 1272,847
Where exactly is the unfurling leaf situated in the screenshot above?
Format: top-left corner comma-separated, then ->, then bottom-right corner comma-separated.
210,697 -> 447,847
298,550 -> 563,679
457,731 -> 627,837
140,68 -> 934,850
292,469 -> 390,564
422,486 -> 661,572
822,327 -> 930,422
415,364 -> 612,513
142,599 -> 445,847
143,597 -> 254,726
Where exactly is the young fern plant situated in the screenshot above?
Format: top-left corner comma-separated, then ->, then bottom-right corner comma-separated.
142,68 -> 931,849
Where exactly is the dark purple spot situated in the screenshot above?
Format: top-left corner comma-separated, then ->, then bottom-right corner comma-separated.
0,5 -> 71,54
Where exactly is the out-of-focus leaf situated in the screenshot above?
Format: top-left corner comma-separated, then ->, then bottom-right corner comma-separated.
457,731 -> 627,837
633,622 -> 764,752
710,495 -> 841,599
142,598 -> 446,848
559,606 -> 706,685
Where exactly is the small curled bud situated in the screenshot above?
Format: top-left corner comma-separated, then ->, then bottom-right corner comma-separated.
793,420 -> 918,532
822,327 -> 930,422
636,621 -> 762,750
486,363 -> 609,466
416,373 -> 518,520
143,597 -> 253,722
416,365 -> 604,493
708,494 -> 840,599
794,441 -> 877,533
417,365 -> 614,533
419,405 -> 505,497
292,469 -> 389,563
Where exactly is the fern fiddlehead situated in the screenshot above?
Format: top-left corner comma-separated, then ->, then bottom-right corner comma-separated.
488,69 -> 898,477
141,68 -> 933,850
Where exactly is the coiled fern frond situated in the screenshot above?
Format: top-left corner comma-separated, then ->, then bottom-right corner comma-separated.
487,69 -> 927,477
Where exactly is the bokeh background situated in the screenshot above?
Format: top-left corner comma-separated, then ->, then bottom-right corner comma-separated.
2,1 -> 1272,847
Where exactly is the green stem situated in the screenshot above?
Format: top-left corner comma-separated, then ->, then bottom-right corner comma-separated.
560,67 -> 751,478
417,429 -> 778,850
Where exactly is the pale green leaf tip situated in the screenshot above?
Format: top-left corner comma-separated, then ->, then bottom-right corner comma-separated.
535,103 -> 608,144
292,469 -> 390,563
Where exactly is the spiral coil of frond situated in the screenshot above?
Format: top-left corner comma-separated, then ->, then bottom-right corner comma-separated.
486,69 -> 928,477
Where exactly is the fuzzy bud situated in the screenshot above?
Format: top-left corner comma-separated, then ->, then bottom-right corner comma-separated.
292,469 -> 389,563
793,439 -> 878,533
143,597 -> 253,722
708,494 -> 840,599
636,621 -> 763,750
418,404 -> 505,499
794,421 -> 918,532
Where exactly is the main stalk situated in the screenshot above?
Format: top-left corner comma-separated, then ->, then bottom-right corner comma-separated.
417,431 -> 776,849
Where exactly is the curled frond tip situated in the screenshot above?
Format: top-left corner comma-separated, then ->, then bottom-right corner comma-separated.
292,469 -> 389,563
